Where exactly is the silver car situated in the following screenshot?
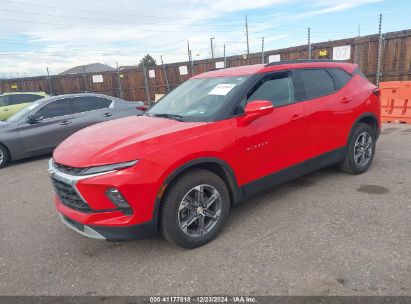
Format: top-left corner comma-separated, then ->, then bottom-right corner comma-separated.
0,93 -> 145,168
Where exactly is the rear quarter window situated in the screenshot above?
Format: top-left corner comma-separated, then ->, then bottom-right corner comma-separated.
353,68 -> 369,81
328,68 -> 352,90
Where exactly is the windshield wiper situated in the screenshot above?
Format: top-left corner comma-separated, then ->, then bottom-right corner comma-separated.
150,113 -> 185,121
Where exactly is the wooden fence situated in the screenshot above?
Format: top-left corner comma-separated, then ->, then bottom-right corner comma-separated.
1,29 -> 410,102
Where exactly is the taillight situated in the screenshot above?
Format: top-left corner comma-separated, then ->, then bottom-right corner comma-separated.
136,106 -> 147,111
372,88 -> 381,97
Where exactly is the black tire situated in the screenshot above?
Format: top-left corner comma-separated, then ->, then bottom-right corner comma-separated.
160,169 -> 230,249
339,123 -> 376,175
0,144 -> 10,169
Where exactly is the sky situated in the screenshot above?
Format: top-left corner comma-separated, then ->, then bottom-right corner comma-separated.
0,0 -> 410,77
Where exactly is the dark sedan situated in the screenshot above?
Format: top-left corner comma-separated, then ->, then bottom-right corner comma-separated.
0,93 -> 145,168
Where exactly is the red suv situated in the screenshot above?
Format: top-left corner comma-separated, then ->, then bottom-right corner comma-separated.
49,60 -> 381,248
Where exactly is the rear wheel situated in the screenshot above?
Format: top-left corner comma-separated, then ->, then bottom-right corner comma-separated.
160,169 -> 230,249
339,123 -> 376,174
0,144 -> 10,169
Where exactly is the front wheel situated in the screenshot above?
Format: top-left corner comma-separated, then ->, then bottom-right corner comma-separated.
0,144 -> 10,169
339,123 -> 376,175
160,169 -> 230,249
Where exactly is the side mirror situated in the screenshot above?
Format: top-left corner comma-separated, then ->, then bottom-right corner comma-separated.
27,114 -> 43,124
241,100 -> 274,125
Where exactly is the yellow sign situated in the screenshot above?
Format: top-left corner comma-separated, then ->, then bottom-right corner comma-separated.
11,84 -> 18,89
319,49 -> 328,57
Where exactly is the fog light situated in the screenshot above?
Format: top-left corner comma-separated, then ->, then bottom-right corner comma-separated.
106,188 -> 133,215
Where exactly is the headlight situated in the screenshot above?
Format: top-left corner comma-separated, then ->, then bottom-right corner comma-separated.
80,160 -> 139,175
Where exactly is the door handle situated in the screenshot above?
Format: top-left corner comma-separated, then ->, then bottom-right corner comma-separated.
61,121 -> 72,125
104,113 -> 112,117
341,97 -> 353,104
291,114 -> 304,121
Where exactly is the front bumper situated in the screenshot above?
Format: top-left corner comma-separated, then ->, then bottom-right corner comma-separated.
59,213 -> 157,241
48,158 -> 163,227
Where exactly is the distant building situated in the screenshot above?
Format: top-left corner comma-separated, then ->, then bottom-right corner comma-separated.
59,63 -> 115,75
119,65 -> 139,71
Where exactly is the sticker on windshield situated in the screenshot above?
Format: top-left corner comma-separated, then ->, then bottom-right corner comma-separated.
208,84 -> 237,96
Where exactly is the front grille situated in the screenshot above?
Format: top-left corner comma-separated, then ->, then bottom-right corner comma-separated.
51,177 -> 92,213
53,162 -> 86,176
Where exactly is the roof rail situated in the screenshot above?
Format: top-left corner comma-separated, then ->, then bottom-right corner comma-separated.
265,59 -> 346,67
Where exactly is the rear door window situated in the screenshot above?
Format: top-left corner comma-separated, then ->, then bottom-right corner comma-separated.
247,73 -> 295,107
299,69 -> 335,100
72,97 -> 112,114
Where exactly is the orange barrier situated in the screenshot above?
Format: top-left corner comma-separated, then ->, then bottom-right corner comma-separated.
380,81 -> 411,124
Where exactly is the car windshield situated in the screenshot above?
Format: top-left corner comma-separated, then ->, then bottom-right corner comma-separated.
147,76 -> 249,121
6,101 -> 41,122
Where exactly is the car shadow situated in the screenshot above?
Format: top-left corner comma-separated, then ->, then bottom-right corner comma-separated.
63,165 -> 342,256
7,154 -> 51,168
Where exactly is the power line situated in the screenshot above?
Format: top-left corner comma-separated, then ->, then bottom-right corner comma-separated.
0,0 -> 242,22
0,17 -> 242,33
0,7 -> 244,27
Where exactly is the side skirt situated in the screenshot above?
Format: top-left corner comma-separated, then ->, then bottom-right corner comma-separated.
242,147 -> 346,200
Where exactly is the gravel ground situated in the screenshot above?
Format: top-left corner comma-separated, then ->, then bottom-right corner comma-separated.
0,123 -> 410,296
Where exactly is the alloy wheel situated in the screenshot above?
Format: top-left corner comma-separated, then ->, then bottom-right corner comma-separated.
354,131 -> 373,167
178,184 -> 222,237
0,149 -> 3,165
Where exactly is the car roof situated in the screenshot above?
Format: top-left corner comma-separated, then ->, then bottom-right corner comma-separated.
48,93 -> 119,100
0,91 -> 47,96
193,60 -> 357,78
37,93 -> 122,104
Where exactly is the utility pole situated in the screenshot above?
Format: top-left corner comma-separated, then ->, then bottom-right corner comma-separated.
189,50 -> 194,76
187,40 -> 191,62
46,67 -> 53,95
82,65 -> 88,92
142,63 -> 150,103
245,15 -> 250,55
210,37 -> 215,59
116,62 -> 123,99
223,44 -> 227,68
308,27 -> 312,59
160,56 -> 170,93
261,37 -> 265,64
376,13 -> 383,87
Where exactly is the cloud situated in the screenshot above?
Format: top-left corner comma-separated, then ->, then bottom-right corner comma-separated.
0,0 -> 384,76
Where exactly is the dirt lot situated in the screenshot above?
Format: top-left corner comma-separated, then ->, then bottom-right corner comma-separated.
0,124 -> 410,296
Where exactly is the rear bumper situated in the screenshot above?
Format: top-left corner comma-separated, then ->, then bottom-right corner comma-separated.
59,213 -> 157,241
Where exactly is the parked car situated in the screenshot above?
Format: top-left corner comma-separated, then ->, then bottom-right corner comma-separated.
0,93 -> 144,168
131,101 -> 147,112
0,92 -> 48,120
49,60 -> 381,248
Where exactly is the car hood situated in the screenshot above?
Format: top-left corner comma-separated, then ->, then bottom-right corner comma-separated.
53,115 -> 208,168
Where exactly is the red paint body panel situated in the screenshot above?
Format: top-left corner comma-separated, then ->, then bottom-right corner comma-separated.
52,62 -> 380,231
234,102 -> 306,184
54,115 -> 208,167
